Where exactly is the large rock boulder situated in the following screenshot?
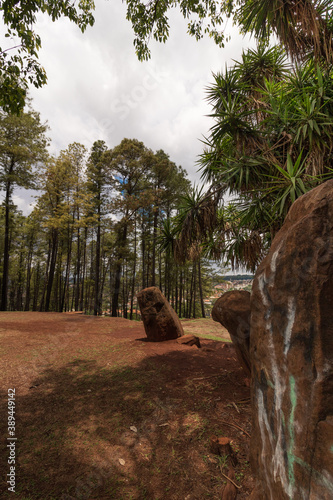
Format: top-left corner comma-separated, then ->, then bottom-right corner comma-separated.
250,180 -> 333,499
137,286 -> 184,341
212,290 -> 251,375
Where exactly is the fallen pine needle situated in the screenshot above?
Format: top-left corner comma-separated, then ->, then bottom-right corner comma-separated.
236,398 -> 251,404
219,465 -> 241,489
192,374 -> 223,381
220,419 -> 251,438
232,402 -> 240,414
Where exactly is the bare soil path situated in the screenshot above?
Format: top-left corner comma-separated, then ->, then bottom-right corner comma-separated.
0,313 -> 253,499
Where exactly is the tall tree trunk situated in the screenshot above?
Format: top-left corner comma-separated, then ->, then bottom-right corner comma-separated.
45,228 -> 59,312
94,209 -> 101,316
24,239 -> 34,311
75,226 -> 81,311
109,267 -> 113,315
54,242 -> 63,313
99,252 -> 110,313
112,223 -> 128,317
193,261 -> 197,319
175,264 -> 178,315
179,269 -> 183,318
32,261 -> 41,311
158,249 -> 162,292
71,273 -> 76,312
185,271 -> 189,318
141,218 -> 146,290
198,258 -> 206,318
188,266 -> 195,318
86,239 -> 94,314
165,254 -> 169,300
112,265 -> 122,317
80,227 -> 88,312
122,264 -> 126,318
167,257 -> 171,303
61,224 -> 73,312
130,218 -> 137,320
147,248 -> 150,289
151,207 -> 158,286
1,176 -> 13,311
39,238 -> 52,311
15,248 -> 24,311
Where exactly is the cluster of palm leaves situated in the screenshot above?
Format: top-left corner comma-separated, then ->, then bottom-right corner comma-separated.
236,0 -> 333,65
168,44 -> 333,271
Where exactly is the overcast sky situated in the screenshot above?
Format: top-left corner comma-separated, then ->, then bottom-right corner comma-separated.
5,0 -> 256,213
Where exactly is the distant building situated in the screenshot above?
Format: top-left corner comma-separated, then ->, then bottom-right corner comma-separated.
212,278 -> 253,297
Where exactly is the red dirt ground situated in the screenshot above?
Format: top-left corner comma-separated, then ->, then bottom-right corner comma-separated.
0,312 -> 253,499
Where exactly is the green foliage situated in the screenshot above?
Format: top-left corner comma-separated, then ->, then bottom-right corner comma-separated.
0,0 -> 95,113
171,185 -> 218,262
266,153 -> 309,216
2,0 -> 332,113
124,0 -> 231,61
124,0 -> 333,70
86,140 -> 109,216
0,105 -> 49,309
0,132 -> 208,317
0,107 -> 49,189
107,138 -> 154,218
235,0 -> 333,64
171,46 -> 333,272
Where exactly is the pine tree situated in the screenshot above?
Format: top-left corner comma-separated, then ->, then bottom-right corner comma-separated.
86,140 -> 110,315
0,107 -> 48,310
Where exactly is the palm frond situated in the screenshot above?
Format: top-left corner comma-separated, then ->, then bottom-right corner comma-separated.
237,0 -> 333,64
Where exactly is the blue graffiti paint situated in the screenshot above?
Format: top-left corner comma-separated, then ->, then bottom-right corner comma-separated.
287,375 -> 297,493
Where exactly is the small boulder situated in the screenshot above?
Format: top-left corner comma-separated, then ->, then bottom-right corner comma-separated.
137,286 -> 184,341
177,334 -> 201,348
212,291 -> 251,375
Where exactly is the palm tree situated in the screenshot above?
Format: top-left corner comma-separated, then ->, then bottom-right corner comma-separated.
172,186 -> 219,262
180,46 -> 333,271
236,0 -> 333,64
158,188 -> 213,317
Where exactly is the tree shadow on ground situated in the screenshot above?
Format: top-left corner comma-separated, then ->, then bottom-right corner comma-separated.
0,343 -> 251,500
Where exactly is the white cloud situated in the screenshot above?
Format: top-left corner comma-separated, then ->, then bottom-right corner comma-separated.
3,2 -> 256,207
12,191 -> 37,215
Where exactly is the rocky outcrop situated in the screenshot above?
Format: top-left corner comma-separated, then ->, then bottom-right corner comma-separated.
212,291 -> 251,375
137,287 -> 184,341
250,179 -> 333,499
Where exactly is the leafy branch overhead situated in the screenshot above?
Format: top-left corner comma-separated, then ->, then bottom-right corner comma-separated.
125,0 -> 333,64
2,0 -> 333,113
0,0 -> 95,113
125,0 -> 229,61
